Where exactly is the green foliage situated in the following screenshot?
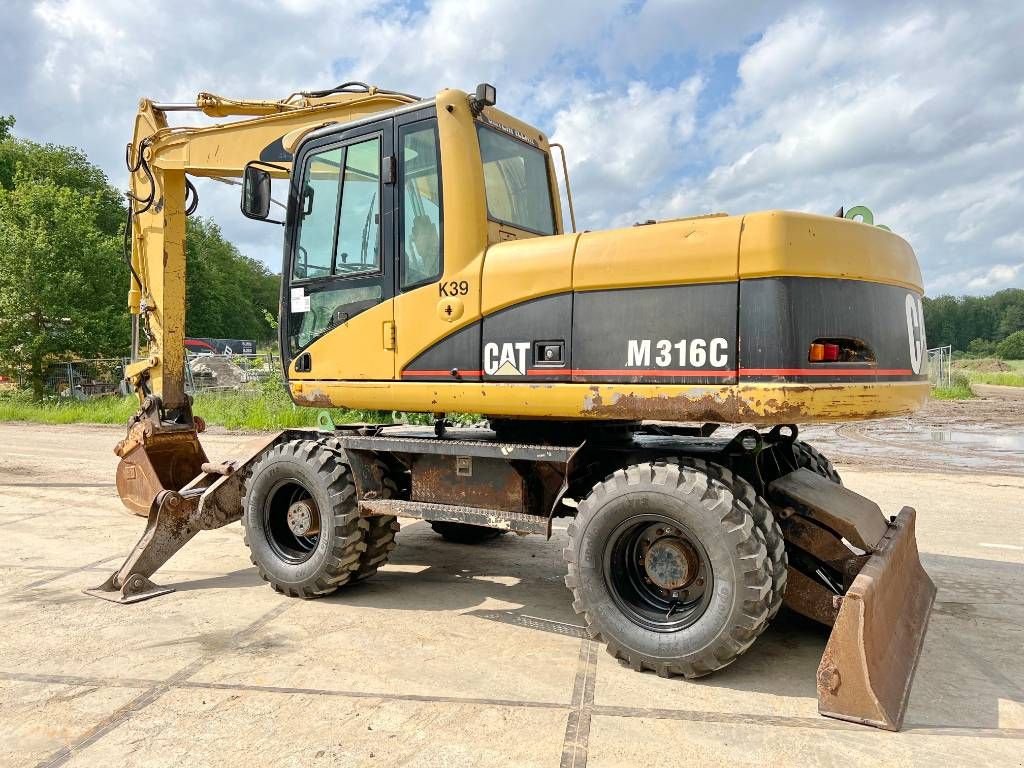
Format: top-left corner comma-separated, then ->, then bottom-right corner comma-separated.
965,338 -> 996,358
0,389 -> 136,424
923,289 -> 1024,353
0,172 -> 126,397
994,330 -> 1024,360
0,131 -> 124,236
931,372 -> 974,400
186,216 -> 280,342
970,372 -> 1024,387
0,118 -> 281,399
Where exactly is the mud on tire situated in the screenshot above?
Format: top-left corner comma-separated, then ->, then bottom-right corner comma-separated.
564,459 -> 773,678
242,439 -> 367,598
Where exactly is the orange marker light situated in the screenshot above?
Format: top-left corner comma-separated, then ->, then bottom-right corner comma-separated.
809,343 -> 825,362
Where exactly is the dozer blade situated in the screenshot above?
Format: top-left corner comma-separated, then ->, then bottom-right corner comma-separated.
817,507 -> 936,731
770,469 -> 936,731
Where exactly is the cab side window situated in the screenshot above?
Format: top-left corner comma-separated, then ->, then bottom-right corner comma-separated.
294,147 -> 342,280
399,120 -> 442,289
293,137 -> 381,281
289,136 -> 383,355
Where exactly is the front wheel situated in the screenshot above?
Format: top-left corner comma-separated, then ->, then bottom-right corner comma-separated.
564,460 -> 773,677
242,440 -> 367,598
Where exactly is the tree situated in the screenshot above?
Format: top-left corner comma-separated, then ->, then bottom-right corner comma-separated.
185,216 -> 279,342
995,330 -> 1024,360
966,338 -> 996,358
0,174 -> 125,396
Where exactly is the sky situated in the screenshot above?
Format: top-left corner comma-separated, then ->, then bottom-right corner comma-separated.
2,0 -> 1022,295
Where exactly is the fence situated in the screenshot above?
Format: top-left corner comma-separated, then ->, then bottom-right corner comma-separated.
926,345 -> 952,388
12,352 -> 280,399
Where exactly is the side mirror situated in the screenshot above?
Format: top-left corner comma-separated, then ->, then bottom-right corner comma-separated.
241,164 -> 272,220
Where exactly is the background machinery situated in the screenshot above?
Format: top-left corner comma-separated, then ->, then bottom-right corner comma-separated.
90,82 -> 935,731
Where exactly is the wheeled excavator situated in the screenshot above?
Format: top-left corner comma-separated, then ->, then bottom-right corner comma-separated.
89,82 -> 935,731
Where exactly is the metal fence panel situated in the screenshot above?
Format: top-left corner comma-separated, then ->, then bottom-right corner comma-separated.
926,345 -> 952,388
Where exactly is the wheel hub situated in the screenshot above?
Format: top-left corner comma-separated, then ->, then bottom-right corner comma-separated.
643,536 -> 700,591
286,499 -> 319,536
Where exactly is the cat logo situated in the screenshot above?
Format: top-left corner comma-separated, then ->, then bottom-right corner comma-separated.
484,342 -> 531,376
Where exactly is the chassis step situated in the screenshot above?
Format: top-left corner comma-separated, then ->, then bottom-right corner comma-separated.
358,499 -> 548,535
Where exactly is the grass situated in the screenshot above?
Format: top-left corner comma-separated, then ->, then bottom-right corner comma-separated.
930,371 -> 974,400
0,377 -> 450,431
967,371 -> 1024,387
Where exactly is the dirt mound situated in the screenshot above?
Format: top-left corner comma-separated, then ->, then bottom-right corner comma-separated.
954,358 -> 1010,373
189,356 -> 248,388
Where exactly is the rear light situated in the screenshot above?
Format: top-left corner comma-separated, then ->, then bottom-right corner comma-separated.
808,338 -> 875,363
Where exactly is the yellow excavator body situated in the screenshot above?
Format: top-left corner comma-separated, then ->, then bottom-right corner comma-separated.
94,82 -> 934,733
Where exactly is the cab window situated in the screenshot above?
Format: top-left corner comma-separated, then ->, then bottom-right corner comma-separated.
293,137 -> 381,280
399,120 -> 442,289
294,147 -> 342,279
477,125 -> 555,235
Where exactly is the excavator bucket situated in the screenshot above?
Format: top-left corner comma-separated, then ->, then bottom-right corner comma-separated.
115,427 -> 208,516
770,470 -> 936,731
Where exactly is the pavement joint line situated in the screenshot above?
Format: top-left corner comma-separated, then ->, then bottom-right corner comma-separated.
978,543 -> 1024,551
33,601 -> 294,768
24,556 -> 121,589
5,663 -> 1024,742
0,514 -> 36,528
0,482 -> 117,488
589,705 -> 1024,739
560,637 -> 598,768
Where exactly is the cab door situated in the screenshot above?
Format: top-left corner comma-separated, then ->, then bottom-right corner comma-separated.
284,118 -> 396,381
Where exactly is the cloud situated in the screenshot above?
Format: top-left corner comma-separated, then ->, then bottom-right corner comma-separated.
966,263 -> 1024,291
3,0 -> 1022,296
549,77 -> 704,227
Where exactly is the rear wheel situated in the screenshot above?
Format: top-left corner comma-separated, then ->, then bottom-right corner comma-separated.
792,441 -> 842,484
428,521 -> 508,544
695,459 -> 787,621
564,460 -> 773,677
242,440 -> 366,598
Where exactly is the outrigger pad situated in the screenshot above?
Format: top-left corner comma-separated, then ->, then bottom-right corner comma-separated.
85,573 -> 174,604
816,507 -> 936,730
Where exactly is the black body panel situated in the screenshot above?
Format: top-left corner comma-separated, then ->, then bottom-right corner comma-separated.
572,283 -> 738,384
399,277 -> 925,385
739,277 -> 927,381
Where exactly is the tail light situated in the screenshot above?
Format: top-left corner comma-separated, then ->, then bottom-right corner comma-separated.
808,338 -> 875,364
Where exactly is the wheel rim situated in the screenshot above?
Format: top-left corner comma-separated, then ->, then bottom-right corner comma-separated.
263,479 -> 321,564
603,513 -> 713,633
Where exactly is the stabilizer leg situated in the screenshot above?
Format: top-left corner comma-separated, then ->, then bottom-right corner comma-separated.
86,489 -> 207,603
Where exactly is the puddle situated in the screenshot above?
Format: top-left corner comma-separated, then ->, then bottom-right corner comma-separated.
928,430 -> 1024,452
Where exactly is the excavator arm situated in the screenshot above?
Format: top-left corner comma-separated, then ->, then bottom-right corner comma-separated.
97,85 -> 420,595
114,86 -> 418,514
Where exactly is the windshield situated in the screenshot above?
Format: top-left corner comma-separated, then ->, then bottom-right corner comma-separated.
477,124 -> 555,235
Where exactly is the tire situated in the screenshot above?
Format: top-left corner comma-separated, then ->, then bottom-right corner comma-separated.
355,515 -> 400,581
242,440 -> 367,598
564,460 -> 772,678
428,521 -> 508,544
693,459 -> 787,621
792,441 -> 842,485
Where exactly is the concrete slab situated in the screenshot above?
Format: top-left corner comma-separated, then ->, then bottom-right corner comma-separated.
60,687 -> 569,768
1,423 -> 1021,767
